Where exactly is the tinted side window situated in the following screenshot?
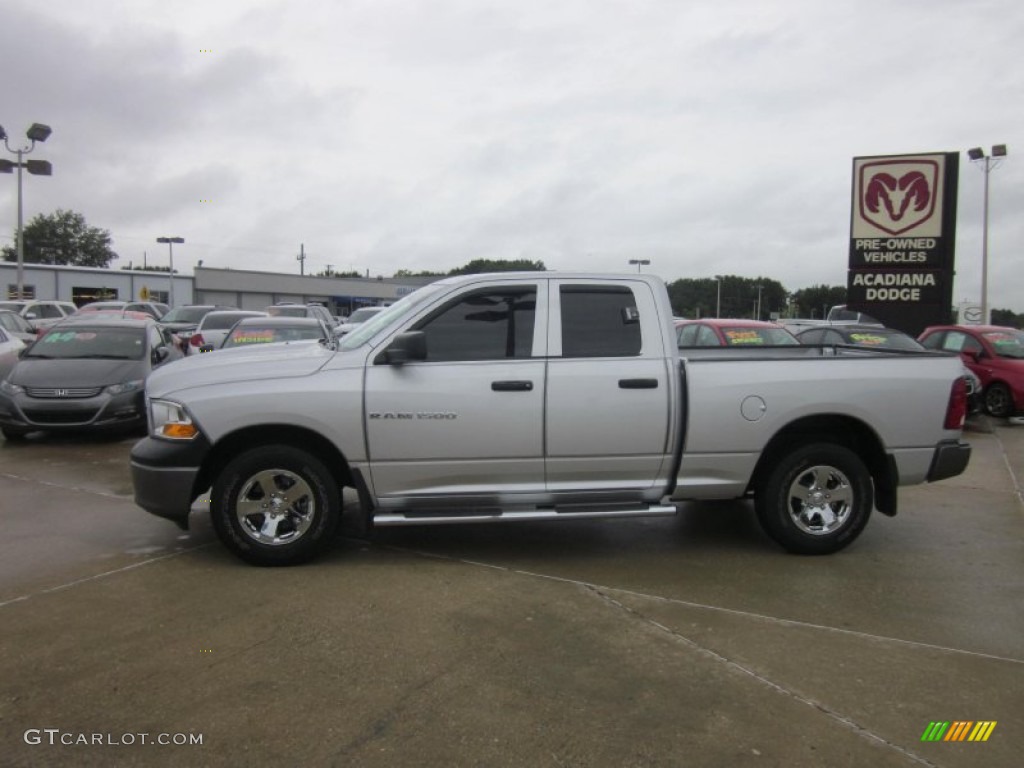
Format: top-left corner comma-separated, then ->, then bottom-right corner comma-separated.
695,325 -> 719,347
919,332 -> 943,350
798,329 -> 824,344
415,288 -> 536,362
677,324 -> 699,347
560,286 -> 641,358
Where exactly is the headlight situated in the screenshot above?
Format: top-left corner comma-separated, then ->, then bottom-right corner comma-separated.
106,379 -> 144,396
0,379 -> 24,396
149,398 -> 199,440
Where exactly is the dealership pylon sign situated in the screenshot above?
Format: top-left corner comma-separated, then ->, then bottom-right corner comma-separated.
847,153 -> 958,336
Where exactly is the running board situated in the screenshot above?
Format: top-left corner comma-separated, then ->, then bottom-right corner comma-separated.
373,503 -> 678,527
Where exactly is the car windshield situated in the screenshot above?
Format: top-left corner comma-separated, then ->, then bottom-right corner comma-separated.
347,307 -> 382,323
984,330 -> 1024,359
266,306 -> 307,318
340,284 -> 445,350
161,307 -> 212,323
202,312 -> 263,330
222,325 -> 324,347
841,330 -> 924,350
721,327 -> 799,346
25,327 -> 145,360
0,302 -> 25,312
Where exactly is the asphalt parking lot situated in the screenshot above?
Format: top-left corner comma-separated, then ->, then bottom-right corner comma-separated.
0,419 -> 1021,767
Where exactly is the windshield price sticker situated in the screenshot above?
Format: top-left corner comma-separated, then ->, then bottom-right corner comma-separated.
230,331 -> 276,344
849,333 -> 886,345
42,331 -> 97,343
725,330 -> 765,345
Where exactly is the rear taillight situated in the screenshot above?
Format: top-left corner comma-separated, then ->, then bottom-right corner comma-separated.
944,377 -> 968,430
189,333 -> 204,348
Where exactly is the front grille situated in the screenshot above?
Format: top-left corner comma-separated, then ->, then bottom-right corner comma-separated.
22,408 -> 101,425
25,387 -> 104,399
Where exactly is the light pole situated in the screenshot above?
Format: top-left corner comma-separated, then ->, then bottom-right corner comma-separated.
628,258 -> 650,273
967,144 -> 1008,325
713,276 -> 722,318
156,236 -> 184,307
0,122 -> 53,300
755,284 -> 763,320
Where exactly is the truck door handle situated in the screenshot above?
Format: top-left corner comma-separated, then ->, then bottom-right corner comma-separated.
619,378 -> 659,389
492,380 -> 534,392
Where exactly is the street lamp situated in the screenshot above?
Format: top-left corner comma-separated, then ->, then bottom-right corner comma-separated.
628,258 -> 650,273
1,122 -> 53,300
156,236 -> 184,307
754,284 -> 763,320
713,276 -> 722,318
967,144 -> 1008,325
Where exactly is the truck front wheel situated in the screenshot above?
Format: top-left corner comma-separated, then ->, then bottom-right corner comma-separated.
211,445 -> 341,566
755,443 -> 873,555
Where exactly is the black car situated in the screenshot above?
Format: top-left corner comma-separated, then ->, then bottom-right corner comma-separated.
0,318 -> 182,439
795,324 -> 983,414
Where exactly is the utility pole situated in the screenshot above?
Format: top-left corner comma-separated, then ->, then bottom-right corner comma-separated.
325,264 -> 333,276
297,243 -> 306,275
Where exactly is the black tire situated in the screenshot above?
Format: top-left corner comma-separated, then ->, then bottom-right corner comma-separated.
210,445 -> 341,566
984,382 -> 1013,418
755,443 -> 873,555
1,427 -> 29,442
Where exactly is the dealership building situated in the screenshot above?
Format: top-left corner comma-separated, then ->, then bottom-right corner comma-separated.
1,262 -> 428,316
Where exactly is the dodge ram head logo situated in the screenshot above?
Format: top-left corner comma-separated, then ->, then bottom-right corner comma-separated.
859,159 -> 939,235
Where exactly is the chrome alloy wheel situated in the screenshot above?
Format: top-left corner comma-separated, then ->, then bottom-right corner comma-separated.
786,465 -> 854,536
235,468 -> 316,546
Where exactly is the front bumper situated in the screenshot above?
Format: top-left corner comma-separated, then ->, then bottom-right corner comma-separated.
926,439 -> 972,482
0,390 -> 145,432
130,434 -> 212,529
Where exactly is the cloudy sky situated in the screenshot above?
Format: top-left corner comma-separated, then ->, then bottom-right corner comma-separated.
2,0 -> 1022,308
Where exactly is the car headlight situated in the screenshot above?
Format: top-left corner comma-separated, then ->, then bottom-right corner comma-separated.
0,379 -> 24,396
149,398 -> 199,440
106,379 -> 145,396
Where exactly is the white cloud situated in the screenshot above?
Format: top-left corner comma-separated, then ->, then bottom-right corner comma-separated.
2,0 -> 1022,309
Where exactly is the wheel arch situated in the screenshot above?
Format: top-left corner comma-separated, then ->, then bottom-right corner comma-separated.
748,414 -> 897,516
194,424 -> 356,507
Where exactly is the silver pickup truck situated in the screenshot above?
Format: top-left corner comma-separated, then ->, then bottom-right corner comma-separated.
130,273 -> 971,565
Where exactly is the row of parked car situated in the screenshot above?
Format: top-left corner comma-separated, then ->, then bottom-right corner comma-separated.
673,317 -> 1024,418
0,299 -> 388,441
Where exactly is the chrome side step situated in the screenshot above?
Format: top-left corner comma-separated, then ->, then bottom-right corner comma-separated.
373,504 -> 678,527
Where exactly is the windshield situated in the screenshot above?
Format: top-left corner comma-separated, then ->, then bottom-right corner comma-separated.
0,302 -> 24,312
721,327 -> 799,346
348,307 -> 383,323
340,284 -> 445,350
202,312 -> 263,330
265,306 -> 307,318
984,330 -> 1024,359
26,327 -> 145,360
161,307 -> 212,323
842,330 -> 924,350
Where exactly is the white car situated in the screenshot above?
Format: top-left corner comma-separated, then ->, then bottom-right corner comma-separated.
0,326 -> 26,382
334,306 -> 385,336
0,300 -> 78,329
189,310 -> 268,353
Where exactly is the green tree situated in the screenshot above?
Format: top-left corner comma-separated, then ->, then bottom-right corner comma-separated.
990,308 -> 1023,328
789,284 -> 847,319
1,209 -> 119,268
448,258 -> 546,275
667,276 -> 788,320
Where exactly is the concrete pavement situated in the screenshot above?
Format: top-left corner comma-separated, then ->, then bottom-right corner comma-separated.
0,420 -> 1021,767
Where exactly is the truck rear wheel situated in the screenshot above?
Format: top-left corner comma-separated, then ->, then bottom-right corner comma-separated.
211,445 -> 341,566
755,443 -> 872,555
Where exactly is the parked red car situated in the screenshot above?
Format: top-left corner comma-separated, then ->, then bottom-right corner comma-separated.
675,318 -> 799,347
918,325 -> 1024,417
